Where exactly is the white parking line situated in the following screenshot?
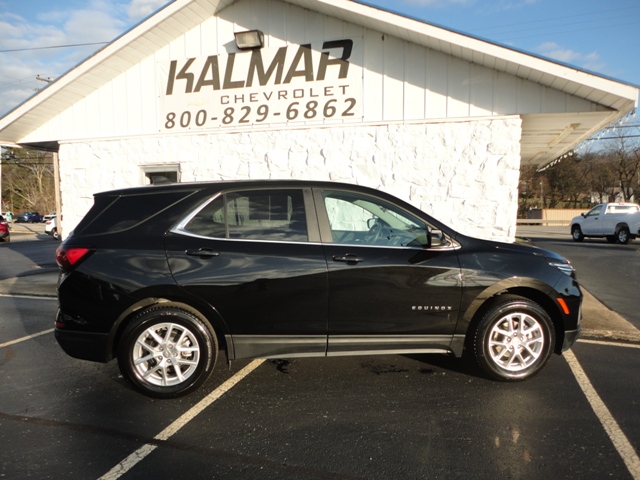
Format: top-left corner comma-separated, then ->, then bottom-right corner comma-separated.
578,338 -> 640,349
0,328 -> 54,348
98,358 -> 265,480
0,293 -> 57,300
565,350 -> 640,480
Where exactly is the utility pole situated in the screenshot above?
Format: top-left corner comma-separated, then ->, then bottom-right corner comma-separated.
33,75 -> 54,92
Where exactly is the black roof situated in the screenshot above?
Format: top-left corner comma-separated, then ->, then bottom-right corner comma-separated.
96,179 -> 378,197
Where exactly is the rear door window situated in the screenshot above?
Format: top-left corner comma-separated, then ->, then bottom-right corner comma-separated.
184,189 -> 309,242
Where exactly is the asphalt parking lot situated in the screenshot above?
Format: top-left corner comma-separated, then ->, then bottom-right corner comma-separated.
1,225 -> 639,480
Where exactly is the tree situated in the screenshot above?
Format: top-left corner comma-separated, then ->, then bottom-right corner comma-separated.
528,119 -> 640,209
597,125 -> 640,202
543,156 -> 588,208
1,147 -> 55,214
585,153 -> 616,204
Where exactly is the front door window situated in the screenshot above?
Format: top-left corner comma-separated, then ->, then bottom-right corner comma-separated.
322,191 -> 429,248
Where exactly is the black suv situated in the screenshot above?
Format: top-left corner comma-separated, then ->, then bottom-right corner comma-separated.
55,180 -> 581,398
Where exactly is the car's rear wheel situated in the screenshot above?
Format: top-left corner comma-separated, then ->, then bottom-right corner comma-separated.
471,295 -> 555,381
616,227 -> 630,244
52,228 -> 59,241
571,225 -> 584,242
117,306 -> 217,398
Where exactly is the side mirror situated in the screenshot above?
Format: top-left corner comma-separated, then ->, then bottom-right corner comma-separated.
581,213 -> 587,218
429,229 -> 445,247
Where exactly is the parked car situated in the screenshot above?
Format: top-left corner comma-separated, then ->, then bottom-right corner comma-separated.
0,215 -> 10,242
45,216 -> 59,240
55,180 -> 582,398
15,211 -> 44,223
44,212 -> 57,221
570,203 -> 640,244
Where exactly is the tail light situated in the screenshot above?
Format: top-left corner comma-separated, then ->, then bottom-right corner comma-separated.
56,246 -> 93,270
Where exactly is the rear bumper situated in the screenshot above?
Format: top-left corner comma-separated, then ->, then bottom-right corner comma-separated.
54,320 -> 112,363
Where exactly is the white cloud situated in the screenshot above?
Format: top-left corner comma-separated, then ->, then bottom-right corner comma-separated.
535,42 -> 604,73
127,0 -> 169,21
401,0 -> 474,6
0,1 -> 168,115
494,0 -> 537,11
403,0 -> 536,10
64,10 -> 126,44
536,42 -> 580,63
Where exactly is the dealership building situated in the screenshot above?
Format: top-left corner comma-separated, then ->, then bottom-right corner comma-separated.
0,0 -> 637,241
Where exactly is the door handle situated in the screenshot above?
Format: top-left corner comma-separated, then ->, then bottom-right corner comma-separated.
185,248 -> 220,258
333,254 -> 364,263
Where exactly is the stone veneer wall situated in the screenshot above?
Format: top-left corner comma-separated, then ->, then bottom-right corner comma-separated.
58,116 -> 522,242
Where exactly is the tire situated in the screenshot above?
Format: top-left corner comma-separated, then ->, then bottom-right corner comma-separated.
52,228 -> 59,241
605,236 -> 617,243
117,306 -> 218,399
471,295 -> 555,381
571,225 -> 584,242
616,227 -> 630,245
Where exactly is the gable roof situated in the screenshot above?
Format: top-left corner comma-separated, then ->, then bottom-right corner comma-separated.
0,0 -> 637,167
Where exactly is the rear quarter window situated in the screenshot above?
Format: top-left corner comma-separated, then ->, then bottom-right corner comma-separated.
76,190 -> 198,235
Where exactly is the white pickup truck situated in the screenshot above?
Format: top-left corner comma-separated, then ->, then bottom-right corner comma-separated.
570,203 -> 640,244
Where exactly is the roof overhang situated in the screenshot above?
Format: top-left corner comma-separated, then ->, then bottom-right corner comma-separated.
0,0 -> 637,167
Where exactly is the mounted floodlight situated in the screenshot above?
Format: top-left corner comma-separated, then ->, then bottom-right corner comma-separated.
234,30 -> 264,50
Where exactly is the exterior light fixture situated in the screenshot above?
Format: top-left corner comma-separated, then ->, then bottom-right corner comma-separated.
234,30 -> 264,50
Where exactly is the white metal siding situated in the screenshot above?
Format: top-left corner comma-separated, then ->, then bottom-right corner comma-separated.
21,0 -> 598,144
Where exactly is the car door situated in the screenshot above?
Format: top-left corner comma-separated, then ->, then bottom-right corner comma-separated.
581,204 -> 604,235
165,187 -> 329,360
314,188 -> 462,356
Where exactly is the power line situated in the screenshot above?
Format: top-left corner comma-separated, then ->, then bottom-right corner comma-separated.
0,42 -> 108,54
481,17 -> 639,41
468,4 -> 640,34
502,19 -> 640,42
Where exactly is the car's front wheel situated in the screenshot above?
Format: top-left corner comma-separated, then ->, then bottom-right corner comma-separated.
118,306 -> 218,398
471,295 -> 555,381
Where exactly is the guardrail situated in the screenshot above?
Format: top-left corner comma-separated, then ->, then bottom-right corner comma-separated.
516,219 -> 570,226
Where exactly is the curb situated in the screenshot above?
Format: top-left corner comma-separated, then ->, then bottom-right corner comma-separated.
7,226 -> 44,235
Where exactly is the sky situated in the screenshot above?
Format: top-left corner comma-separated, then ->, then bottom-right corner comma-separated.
1,0 -> 639,117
